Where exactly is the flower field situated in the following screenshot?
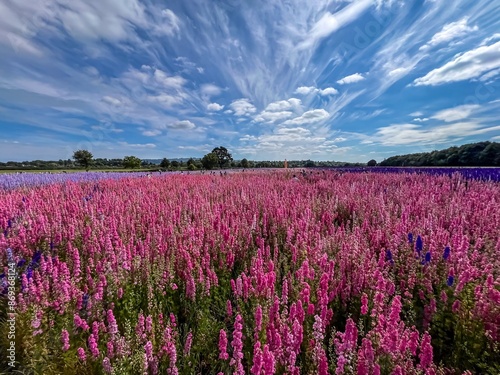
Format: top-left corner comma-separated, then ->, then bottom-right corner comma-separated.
1,170 -> 499,374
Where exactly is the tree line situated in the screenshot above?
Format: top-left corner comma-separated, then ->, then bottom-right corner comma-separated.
0,146 -> 365,171
379,141 -> 500,167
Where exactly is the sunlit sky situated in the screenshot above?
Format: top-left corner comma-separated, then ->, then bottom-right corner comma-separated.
0,0 -> 499,162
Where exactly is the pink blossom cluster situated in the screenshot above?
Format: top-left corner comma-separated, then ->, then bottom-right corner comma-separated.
0,170 -> 499,373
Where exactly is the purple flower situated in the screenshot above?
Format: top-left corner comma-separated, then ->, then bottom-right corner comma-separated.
425,251 -> 431,263
416,235 -> 423,254
408,233 -> 413,244
385,250 -> 394,265
443,246 -> 450,260
447,275 -> 454,287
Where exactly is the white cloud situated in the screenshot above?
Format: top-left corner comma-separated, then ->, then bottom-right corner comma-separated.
153,70 -> 186,89
299,0 -> 373,49
167,120 -> 196,130
372,122 -> 500,146
101,96 -> 122,106
207,102 -> 224,111
319,87 -> 339,96
45,0 -> 150,43
159,9 -> 181,36
142,129 -> 162,137
431,104 -> 480,122
229,98 -> 257,116
147,94 -> 182,108
264,98 -> 302,112
294,86 -> 337,96
283,109 -> 330,125
479,68 -> 500,82
255,111 -> 294,123
414,41 -> 500,86
295,86 -> 317,95
337,73 -> 365,85
412,118 -> 429,122
481,33 -> 500,46
409,111 -> 424,117
200,84 -> 222,97
420,18 -> 478,51
118,142 -> 156,149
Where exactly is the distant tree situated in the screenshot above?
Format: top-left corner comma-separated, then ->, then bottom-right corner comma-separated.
240,158 -> 249,168
160,158 -> 170,169
123,156 -> 142,169
187,163 -> 197,171
305,160 -> 316,167
367,159 -> 377,167
202,152 -> 219,170
73,150 -> 93,171
211,146 -> 233,168
170,160 -> 180,169
187,158 -> 195,167
380,142 -> 500,167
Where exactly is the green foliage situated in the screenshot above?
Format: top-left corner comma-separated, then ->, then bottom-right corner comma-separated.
240,158 -> 249,168
160,158 -> 170,169
73,150 -> 93,170
211,147 -> 233,168
380,141 -> 500,166
122,155 -> 142,169
367,159 -> 377,166
201,152 -> 219,170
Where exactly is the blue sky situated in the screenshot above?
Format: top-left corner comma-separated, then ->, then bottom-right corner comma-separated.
0,0 -> 499,162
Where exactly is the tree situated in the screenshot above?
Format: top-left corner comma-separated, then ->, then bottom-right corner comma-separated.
187,158 -> 195,167
211,146 -> 233,168
73,150 -> 93,171
160,158 -> 170,169
202,152 -> 219,170
123,156 -> 142,169
170,160 -> 180,169
240,158 -> 249,168
367,159 -> 377,167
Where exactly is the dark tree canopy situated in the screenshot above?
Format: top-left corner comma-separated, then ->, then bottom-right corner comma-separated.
122,156 -> 142,169
202,152 -> 219,170
367,159 -> 377,167
240,158 -> 249,168
73,150 -> 93,170
160,158 -> 170,169
379,142 -> 500,167
211,146 -> 233,168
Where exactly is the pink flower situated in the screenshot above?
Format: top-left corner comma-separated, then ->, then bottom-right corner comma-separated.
61,329 -> 70,351
106,309 -> 118,335
419,332 -> 433,370
102,357 -> 112,373
88,333 -> 100,358
77,347 -> 86,361
218,329 -> 229,360
361,292 -> 369,315
183,332 -> 193,356
262,344 -> 275,375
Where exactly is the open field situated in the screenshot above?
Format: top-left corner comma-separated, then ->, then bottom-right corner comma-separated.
1,170 -> 499,374
0,169 -> 159,174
